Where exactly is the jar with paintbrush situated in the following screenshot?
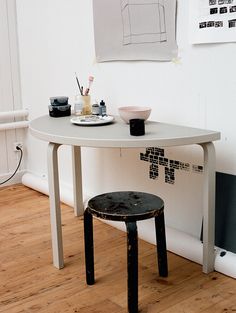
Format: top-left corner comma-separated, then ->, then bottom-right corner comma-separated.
74,73 -> 94,115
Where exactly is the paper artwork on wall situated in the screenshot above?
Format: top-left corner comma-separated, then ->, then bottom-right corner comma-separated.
92,0 -> 178,61
189,0 -> 236,44
140,147 -> 203,185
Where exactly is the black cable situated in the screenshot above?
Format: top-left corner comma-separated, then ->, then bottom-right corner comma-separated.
0,147 -> 23,185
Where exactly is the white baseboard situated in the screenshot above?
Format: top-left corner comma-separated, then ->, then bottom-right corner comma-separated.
0,170 -> 25,187
21,171 -> 236,279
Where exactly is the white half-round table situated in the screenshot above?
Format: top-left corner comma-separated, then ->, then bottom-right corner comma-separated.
30,115 -> 221,274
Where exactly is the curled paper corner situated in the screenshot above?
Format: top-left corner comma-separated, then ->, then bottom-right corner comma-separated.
172,56 -> 182,65
92,56 -> 98,65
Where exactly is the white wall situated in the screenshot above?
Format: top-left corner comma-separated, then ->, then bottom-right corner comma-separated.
16,0 -> 236,241
0,0 -> 25,185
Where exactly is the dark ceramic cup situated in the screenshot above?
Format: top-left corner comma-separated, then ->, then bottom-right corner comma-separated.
129,118 -> 145,136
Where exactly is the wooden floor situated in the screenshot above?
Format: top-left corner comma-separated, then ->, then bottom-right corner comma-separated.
0,185 -> 235,313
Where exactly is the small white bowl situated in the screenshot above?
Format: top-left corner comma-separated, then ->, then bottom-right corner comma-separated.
118,106 -> 151,124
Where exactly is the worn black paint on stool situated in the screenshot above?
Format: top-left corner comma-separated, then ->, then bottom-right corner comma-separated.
83,191 -> 168,313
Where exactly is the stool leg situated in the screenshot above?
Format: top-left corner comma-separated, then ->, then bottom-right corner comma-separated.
155,212 -> 168,277
84,209 -> 95,285
126,222 -> 138,313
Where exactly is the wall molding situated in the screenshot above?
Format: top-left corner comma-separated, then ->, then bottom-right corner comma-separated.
0,170 -> 25,187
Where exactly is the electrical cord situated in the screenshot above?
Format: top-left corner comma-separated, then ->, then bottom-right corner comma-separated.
0,146 -> 23,185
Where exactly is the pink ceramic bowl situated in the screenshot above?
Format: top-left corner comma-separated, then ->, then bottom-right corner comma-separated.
118,106 -> 152,124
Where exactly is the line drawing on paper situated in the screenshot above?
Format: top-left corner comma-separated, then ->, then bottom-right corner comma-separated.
120,0 -> 167,45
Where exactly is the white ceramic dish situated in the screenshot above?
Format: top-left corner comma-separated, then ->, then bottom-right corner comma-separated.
70,115 -> 114,126
118,106 -> 151,123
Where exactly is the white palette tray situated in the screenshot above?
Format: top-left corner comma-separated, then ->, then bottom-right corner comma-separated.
71,115 -> 114,126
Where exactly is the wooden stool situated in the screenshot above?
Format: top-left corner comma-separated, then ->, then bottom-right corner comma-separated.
83,191 -> 168,313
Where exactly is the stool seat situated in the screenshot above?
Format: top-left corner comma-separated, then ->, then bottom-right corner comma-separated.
87,191 -> 164,222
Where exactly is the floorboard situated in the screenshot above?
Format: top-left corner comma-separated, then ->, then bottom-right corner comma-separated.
0,184 -> 235,313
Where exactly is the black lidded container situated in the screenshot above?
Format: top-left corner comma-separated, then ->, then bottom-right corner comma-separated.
49,96 -> 71,117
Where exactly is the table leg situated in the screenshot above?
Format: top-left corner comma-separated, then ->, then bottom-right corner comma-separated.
47,142 -> 64,269
71,146 -> 84,216
199,142 -> 216,274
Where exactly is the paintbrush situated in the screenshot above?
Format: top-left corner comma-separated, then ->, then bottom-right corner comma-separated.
75,72 -> 83,95
85,76 -> 94,96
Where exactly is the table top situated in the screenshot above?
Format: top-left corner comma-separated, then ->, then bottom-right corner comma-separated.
30,115 -> 221,148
